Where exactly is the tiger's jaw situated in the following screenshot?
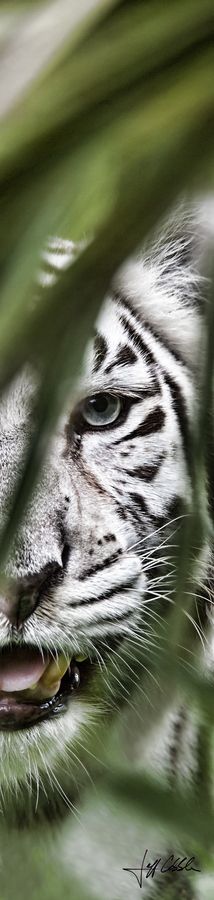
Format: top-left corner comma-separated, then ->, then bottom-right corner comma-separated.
0,560 -> 145,825
0,551 -> 144,814
0,643 -> 103,816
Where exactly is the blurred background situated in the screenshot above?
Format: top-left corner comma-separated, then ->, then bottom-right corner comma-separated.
0,2 -> 214,898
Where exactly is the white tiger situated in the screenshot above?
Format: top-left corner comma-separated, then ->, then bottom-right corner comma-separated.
0,199 -> 213,899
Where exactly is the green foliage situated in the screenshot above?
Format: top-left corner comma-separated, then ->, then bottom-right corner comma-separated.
0,1 -> 214,898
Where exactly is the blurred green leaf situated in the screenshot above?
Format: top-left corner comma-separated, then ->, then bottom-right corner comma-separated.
0,1 -> 214,898
99,767 -> 214,847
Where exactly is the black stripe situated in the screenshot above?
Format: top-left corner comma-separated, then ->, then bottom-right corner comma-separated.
150,496 -> 184,528
114,295 -> 160,386
119,311 -> 157,370
93,331 -> 108,373
105,343 -> 137,374
164,371 -> 191,466
114,505 -> 128,521
143,318 -> 185,365
129,492 -> 149,517
69,577 -> 137,608
114,406 -> 165,445
79,551 -> 121,581
124,455 -> 164,481
117,295 -> 186,366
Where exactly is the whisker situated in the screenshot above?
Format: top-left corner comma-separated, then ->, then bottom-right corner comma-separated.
127,514 -> 186,553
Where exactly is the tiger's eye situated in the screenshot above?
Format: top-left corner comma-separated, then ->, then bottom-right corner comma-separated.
81,393 -> 121,427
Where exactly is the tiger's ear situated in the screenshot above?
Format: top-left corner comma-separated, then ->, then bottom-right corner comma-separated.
165,196 -> 214,288
114,195 -> 214,369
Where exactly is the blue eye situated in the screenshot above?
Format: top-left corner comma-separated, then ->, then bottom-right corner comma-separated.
81,393 -> 121,427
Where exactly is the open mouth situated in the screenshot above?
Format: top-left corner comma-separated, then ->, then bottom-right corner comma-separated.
0,645 -> 91,730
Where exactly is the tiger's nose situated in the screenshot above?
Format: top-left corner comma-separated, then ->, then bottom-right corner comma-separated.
0,593 -> 38,628
0,559 -> 64,629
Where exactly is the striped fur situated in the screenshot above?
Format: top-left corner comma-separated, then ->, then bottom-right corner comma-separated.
0,200 -> 213,854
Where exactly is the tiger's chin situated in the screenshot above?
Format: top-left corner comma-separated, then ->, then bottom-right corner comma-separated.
0,646 -> 104,825
0,698 -> 98,825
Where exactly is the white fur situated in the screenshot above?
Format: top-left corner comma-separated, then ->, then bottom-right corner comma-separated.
0,199 -> 213,842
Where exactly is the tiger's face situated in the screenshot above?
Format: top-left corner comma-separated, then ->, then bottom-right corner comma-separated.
0,229 -> 206,815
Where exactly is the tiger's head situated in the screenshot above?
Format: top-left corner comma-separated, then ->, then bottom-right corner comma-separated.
0,203 -> 212,820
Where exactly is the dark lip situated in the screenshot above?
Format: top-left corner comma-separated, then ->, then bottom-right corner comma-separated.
0,657 -> 92,732
0,694 -> 67,730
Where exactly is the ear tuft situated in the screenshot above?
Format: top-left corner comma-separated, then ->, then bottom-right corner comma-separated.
114,196 -> 214,368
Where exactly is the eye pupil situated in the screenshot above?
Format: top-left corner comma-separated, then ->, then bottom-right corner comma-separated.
89,395 -> 108,414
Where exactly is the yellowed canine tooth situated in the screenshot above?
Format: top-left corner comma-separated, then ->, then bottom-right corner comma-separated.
21,654 -> 70,701
41,654 -> 69,688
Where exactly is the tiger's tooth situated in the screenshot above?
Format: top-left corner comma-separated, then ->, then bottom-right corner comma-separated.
41,654 -> 70,687
23,654 -> 70,700
14,654 -> 72,702
38,679 -> 61,699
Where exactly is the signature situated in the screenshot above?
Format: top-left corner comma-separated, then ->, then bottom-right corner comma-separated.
123,849 -> 201,887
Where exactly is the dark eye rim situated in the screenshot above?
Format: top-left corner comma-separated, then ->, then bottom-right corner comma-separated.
70,392 -> 131,435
